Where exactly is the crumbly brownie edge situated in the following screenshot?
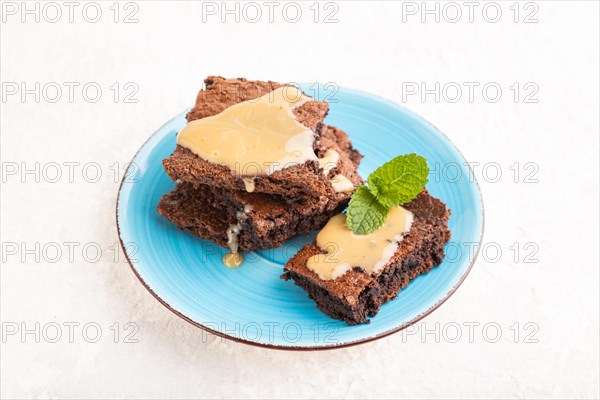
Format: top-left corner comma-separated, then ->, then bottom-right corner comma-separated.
157,183 -> 352,252
237,201 -> 348,250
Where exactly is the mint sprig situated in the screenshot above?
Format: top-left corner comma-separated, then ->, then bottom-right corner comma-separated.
346,187 -> 389,235
346,154 -> 429,234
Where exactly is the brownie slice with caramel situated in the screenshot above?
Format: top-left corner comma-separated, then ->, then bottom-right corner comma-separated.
281,190 -> 451,325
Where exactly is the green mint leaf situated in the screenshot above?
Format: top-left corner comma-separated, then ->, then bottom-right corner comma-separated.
367,153 -> 429,208
346,186 -> 389,235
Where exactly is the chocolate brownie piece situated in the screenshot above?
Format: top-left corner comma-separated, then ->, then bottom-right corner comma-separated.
158,121 -> 363,251
186,76 -> 328,130
163,76 -> 350,202
158,182 -> 347,251
281,190 -> 451,325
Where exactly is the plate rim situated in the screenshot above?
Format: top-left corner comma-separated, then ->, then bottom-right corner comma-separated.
116,87 -> 485,351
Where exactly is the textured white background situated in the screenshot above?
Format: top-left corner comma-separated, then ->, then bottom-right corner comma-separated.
1,1 -> 599,399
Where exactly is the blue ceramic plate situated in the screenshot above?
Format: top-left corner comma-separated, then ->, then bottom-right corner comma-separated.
116,86 -> 484,350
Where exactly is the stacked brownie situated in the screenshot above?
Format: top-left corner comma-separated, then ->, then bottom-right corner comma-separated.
158,76 -> 363,251
157,76 -> 452,326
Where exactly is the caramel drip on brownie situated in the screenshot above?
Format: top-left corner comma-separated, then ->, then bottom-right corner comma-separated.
177,86 -> 318,176
242,178 -> 255,193
330,174 -> 354,193
306,207 -> 414,280
318,150 -> 355,193
222,252 -> 243,268
222,215 -> 244,268
318,149 -> 340,176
